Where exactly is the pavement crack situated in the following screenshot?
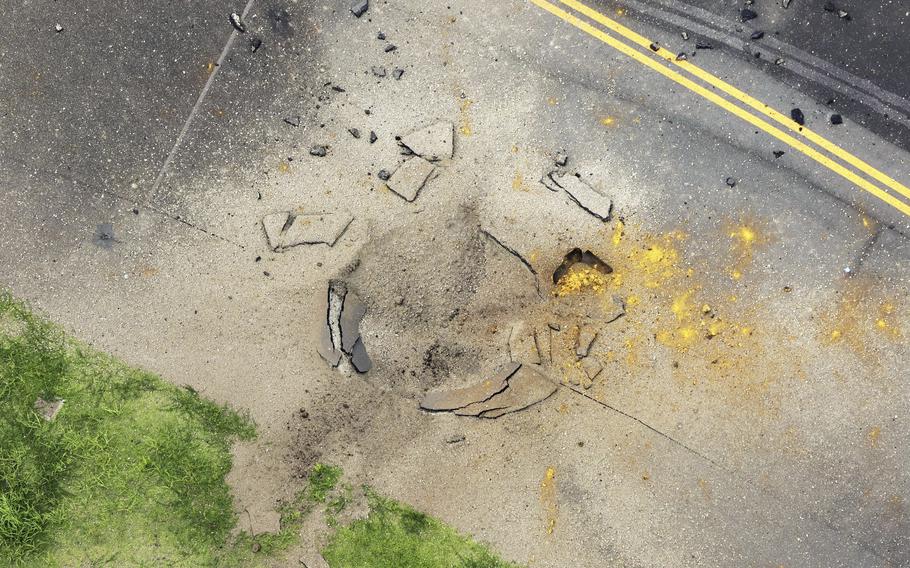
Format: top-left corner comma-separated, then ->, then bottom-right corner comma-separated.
480,229 -> 542,297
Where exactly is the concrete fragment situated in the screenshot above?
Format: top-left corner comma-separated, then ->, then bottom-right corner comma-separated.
262,211 -> 353,251
398,122 -> 454,162
387,157 -> 435,202
455,365 -> 557,418
248,510 -> 281,535
310,145 -> 328,157
791,108 -> 805,125
420,362 -> 518,411
552,172 -> 613,221
350,0 -> 368,17
392,68 -> 404,80
35,398 -> 64,421
384,44 -> 397,52
581,358 -> 602,381
605,294 -> 625,323
350,337 -> 372,373
339,292 -> 367,354
555,151 -> 568,167
371,66 -> 386,78
369,130 -> 377,143
316,286 -> 343,367
348,128 -> 361,138
508,321 -> 540,365
576,326 -> 597,358
284,115 -> 301,127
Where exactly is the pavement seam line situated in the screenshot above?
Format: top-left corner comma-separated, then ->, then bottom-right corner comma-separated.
150,0 -> 256,196
529,0 -> 910,218
558,0 -> 910,206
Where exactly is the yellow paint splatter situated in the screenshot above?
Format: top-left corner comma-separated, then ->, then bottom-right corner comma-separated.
554,266 -> 609,296
868,426 -> 881,448
546,96 -> 558,106
611,220 -> 625,246
205,61 -> 215,74
458,99 -> 473,136
599,116 -> 617,127
278,162 -> 290,173
512,172 -> 528,192
540,467 -> 558,535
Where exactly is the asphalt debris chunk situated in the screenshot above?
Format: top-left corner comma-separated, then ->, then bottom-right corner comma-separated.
773,150 -> 785,158
349,127 -> 361,139
830,113 -> 843,125
555,151 -> 568,167
369,130 -> 378,143
725,177 -> 737,188
371,66 -> 386,78
351,0 -> 368,18
384,44 -> 397,53
790,108 -> 805,126
750,30 -> 764,40
377,169 -> 391,181
392,68 -> 404,80
552,248 -> 612,284
377,31 -> 386,40
249,37 -> 262,52
649,42 -> 659,52
695,40 -> 713,49
284,115 -> 301,127
398,122 -> 454,161
309,145 -> 328,157
331,85 -> 346,93
740,8 -> 757,22
554,172 -> 613,221
676,52 -> 688,61
229,12 -> 246,33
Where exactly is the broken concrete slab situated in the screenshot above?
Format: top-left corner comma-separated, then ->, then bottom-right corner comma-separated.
386,157 -> 435,202
605,294 -> 626,323
581,358 -> 602,381
455,365 -> 557,418
350,337 -> 372,374
539,171 -> 563,192
553,172 -> 613,221
248,510 -> 282,535
576,326 -> 597,358
339,292 -> 367,354
262,211 -> 353,251
34,397 -> 64,421
316,287 -> 343,367
398,122 -> 453,162
508,321 -> 540,365
420,362 -> 519,411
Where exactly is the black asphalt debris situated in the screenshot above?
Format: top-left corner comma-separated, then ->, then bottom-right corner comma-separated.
676,52 -> 687,61
349,128 -> 361,138
725,177 -> 737,188
284,115 -> 301,127
369,130 -> 378,143
351,0 -> 368,18
384,44 -> 397,53
696,40 -> 713,49
740,8 -> 757,22
331,85 -> 346,93
229,12 -> 246,33
371,66 -> 386,78
791,108 -> 805,125
649,42 -> 659,52
378,169 -> 391,181
249,37 -> 262,52
377,31 -> 386,40
392,68 -> 404,80
750,30 -> 764,40
830,113 -> 843,125
309,145 -> 328,157
773,150 -> 785,158
555,151 -> 568,167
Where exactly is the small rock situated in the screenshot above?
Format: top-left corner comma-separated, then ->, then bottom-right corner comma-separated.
371,66 -> 386,78
384,44 -> 397,53
377,31 -> 386,40
446,434 -> 466,444
309,145 -> 328,157
392,68 -> 404,80
576,326 -> 597,358
229,12 -> 246,33
681,31 -> 689,40
676,52 -> 687,61
548,322 -> 561,331
774,57 -> 785,65
790,108 -> 805,126
351,0 -> 368,18
34,398 -> 64,421
725,177 -> 736,187
740,8 -> 757,22
377,169 -> 391,181
348,128 -> 361,138
284,115 -> 301,127
649,42 -> 659,52
830,113 -> 843,125
249,37 -> 262,52
773,150 -> 785,158
54,23 -> 64,33
251,542 -> 262,553
369,130 -> 378,143
555,151 -> 568,167
837,9 -> 849,19
750,30 -> 764,40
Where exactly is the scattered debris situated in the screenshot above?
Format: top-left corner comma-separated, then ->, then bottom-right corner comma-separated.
552,172 -> 613,221
54,23 -> 63,33
317,282 -> 372,373
310,145 -> 328,157
317,283 -> 344,367
371,66 -> 387,78
229,12 -> 247,33
249,37 -> 262,52
34,398 -> 64,421
773,150 -> 785,158
580,359 -> 601,389
348,127 -> 361,139
248,510 -> 282,535
774,57 -> 785,65
392,68 -> 404,80
351,0 -> 368,18
830,113 -> 843,125
384,44 -> 397,53
369,130 -> 378,143
790,108 -> 805,126
350,337 -> 372,373
398,122 -> 454,162
284,115 -> 301,127
421,362 -> 516,411
445,434 -> 466,444
676,52 -> 688,61
331,85 -> 346,93
555,151 -> 568,167
552,248 -> 612,284
725,177 -> 737,188
94,223 -> 117,248
261,210 -> 354,251
575,326 -> 597,358
377,31 -> 386,40
386,157 -> 435,202
695,40 -> 713,49
750,30 -> 764,40
649,42 -> 659,52
740,8 -> 757,22
420,363 -> 556,419
377,169 -> 391,181
681,31 -> 689,40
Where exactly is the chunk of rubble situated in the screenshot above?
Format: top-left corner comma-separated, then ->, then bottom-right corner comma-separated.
790,108 -> 805,125
262,210 -> 353,251
350,0 -> 368,18
581,358 -> 602,381
350,337 -> 372,373
420,362 -> 517,411
455,365 -> 557,418
576,326 -> 597,358
508,321 -> 541,365
316,287 -> 342,367
316,283 -> 372,374
386,157 -> 435,202
555,151 -> 568,167
398,122 -> 454,162
546,172 -> 612,221
339,292 -> 367,354
35,398 -> 64,421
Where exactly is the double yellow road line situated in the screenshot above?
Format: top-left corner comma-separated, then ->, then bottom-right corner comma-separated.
531,0 -> 910,218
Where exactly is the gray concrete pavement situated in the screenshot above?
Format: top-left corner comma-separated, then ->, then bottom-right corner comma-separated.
1,0 -> 908,566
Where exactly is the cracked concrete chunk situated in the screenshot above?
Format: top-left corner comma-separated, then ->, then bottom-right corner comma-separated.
581,358 -> 602,381
605,294 -> 626,323
350,337 -> 372,373
316,287 -> 342,367
455,365 -> 557,418
398,122 -> 453,162
248,510 -> 281,535
339,292 -> 367,354
554,173 -> 613,221
540,171 -> 563,192
508,321 -> 540,365
262,211 -> 353,251
420,362 -> 518,411
576,326 -> 597,358
35,398 -> 64,421
387,157 -> 435,202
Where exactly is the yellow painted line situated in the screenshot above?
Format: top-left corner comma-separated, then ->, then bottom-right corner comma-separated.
528,0 -> 910,217
559,0 -> 910,205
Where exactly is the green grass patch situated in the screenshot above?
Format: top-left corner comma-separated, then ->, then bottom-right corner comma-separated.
0,291 -> 257,566
322,489 -> 520,568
